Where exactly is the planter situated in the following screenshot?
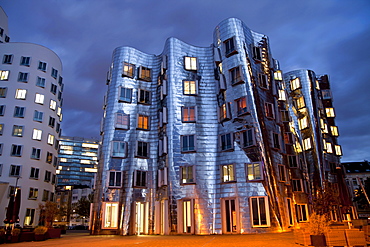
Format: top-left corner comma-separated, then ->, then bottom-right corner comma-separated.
34,234 -> 46,241
10,235 -> 20,243
19,231 -> 35,242
310,234 -> 326,247
47,228 -> 61,238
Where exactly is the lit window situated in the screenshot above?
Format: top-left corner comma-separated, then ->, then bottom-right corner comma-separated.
0,124 -> 3,135
46,152 -> 53,163
112,141 -> 127,158
138,89 -> 151,104
136,141 -> 149,158
3,54 -> 13,64
292,179 -> 303,192
265,102 -> 275,119
134,170 -> 147,187
12,125 -> 24,137
0,70 -> 9,80
183,80 -> 197,95
181,166 -> 194,184
278,164 -> 287,182
36,77 -> 45,87
24,209 -> 35,226
49,100 -> 57,110
295,96 -> 305,109
0,87 -> 7,98
235,97 -> 248,116
325,108 -> 335,117
219,102 -> 231,122
250,196 -> 270,227
122,62 -> 135,78
35,93 -> 44,104
38,61 -> 47,71
290,78 -> 301,91
303,137 -> 312,150
15,89 -> 27,99
115,112 -> 129,129
119,87 -> 132,103
182,106 -> 196,122
137,114 -> 149,130
298,117 -> 308,130
18,72 -> 28,82
20,56 -> 31,66
11,145 -> 22,157
220,133 -> 233,151
288,155 -> 298,168
284,132 -> 294,144
31,148 -> 41,160
246,162 -> 263,181
240,129 -> 256,148
230,66 -> 244,85
335,145 -> 342,156
224,37 -> 237,57
331,126 -> 339,136
28,188 -> 38,200
51,68 -> 58,78
259,74 -> 269,89
184,56 -> 197,71
47,134 -> 55,145
274,70 -> 283,81
181,135 -> 196,152
278,90 -> 286,101
296,204 -> 308,222
10,164 -> 21,176
102,202 -> 119,229
138,66 -> 151,81
33,110 -> 43,122
108,171 -> 122,187
57,107 -> 62,116
222,164 -> 235,182
326,142 -> 333,153
32,129 -> 42,140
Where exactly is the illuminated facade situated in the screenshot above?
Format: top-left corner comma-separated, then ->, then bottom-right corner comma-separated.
0,8 -> 63,227
57,136 -> 99,187
92,18 -> 350,235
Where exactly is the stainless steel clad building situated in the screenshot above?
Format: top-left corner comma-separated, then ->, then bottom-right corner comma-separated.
91,18 -> 351,235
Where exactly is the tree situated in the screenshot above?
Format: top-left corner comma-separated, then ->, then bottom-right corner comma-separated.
72,193 -> 93,218
38,201 -> 59,227
353,178 -> 370,210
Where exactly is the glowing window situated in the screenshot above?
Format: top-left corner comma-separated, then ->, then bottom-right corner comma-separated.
47,134 -> 55,145
222,164 -> 235,182
296,96 -> 305,109
274,70 -> 283,81
182,106 -> 196,122
236,97 -> 248,116
331,126 -> 339,136
278,90 -> 286,101
290,78 -> 301,91
35,93 -> 44,104
49,100 -> 57,110
137,114 -> 149,130
0,70 -> 9,80
122,62 -> 135,78
184,56 -> 197,71
246,162 -> 263,181
181,166 -> 194,184
32,129 -> 42,140
325,108 -> 335,117
326,142 -> 333,153
219,102 -> 231,122
102,202 -> 119,229
335,145 -> 342,156
28,188 -> 38,200
183,80 -> 197,95
303,137 -> 312,150
138,66 -> 151,81
298,117 -> 308,130
15,89 -> 27,99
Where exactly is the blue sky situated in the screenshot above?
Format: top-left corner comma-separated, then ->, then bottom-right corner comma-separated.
1,0 -> 369,162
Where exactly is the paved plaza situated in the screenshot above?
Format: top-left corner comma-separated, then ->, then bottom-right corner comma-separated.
5,231 -> 298,247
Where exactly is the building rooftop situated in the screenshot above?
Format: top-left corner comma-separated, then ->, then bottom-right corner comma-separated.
342,161 -> 370,173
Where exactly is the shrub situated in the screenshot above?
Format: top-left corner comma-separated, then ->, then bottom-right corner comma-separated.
34,226 -> 48,235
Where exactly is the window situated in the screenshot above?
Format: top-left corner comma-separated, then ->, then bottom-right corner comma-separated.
224,37 -> 237,57
158,167 -> 168,187
28,188 -> 38,200
331,126 -> 339,136
0,70 -> 9,81
108,171 -> 122,187
278,164 -> 287,182
102,202 -> 119,229
46,152 -> 53,163
288,155 -> 298,168
0,87 -> 7,98
220,133 -> 233,151
38,61 -> 47,71
250,196 -> 270,227
136,141 -> 149,158
32,129 -> 42,140
138,66 -> 151,81
265,102 -> 275,119
57,107 -> 62,117
53,157 -> 58,167
11,145 -> 22,156
182,106 -> 196,122
51,68 -> 58,78
52,174 -> 56,184
303,137 -> 312,151
112,141 -> 127,158
335,145 -> 342,156
31,148 -> 41,160
48,117 -> 55,128
49,100 -> 57,110
58,91 -> 62,101
138,89 -> 151,104
274,70 -> 283,81
295,96 -> 305,109
20,56 -> 31,66
298,117 -> 308,130
184,56 -> 197,71
42,190 -> 49,201
137,114 -> 149,130
290,78 -> 301,91
292,179 -> 303,192
325,108 -> 335,117
119,87 -> 132,103
252,46 -> 262,61
259,74 -> 269,89
47,134 -> 55,145
36,77 -> 45,87
296,204 -> 308,222
230,66 -> 244,85
181,166 -> 194,184
240,129 -> 256,148
272,132 -> 280,150
159,107 -> 168,127
30,167 -> 40,179
115,112 -> 129,129
12,125 -> 23,137
56,123 -> 60,133
222,164 -> 235,182
24,209 -> 35,226
0,163 -> 2,175
183,80 -> 197,95
10,165 -> 21,176
235,97 -> 248,116
181,135 -> 196,152
0,124 -> 3,135
34,110 -> 43,122
219,102 -> 231,122
50,84 -> 57,94
18,72 -> 28,82
284,132 -> 294,145
134,170 -> 147,187
15,89 -> 27,99
34,93 -> 44,104
326,142 -> 333,153
44,170 -> 51,182
3,54 -> 13,64
122,62 -> 135,78
246,162 -> 263,181
278,90 -> 286,101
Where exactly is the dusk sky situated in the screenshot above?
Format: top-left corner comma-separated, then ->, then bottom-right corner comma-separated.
1,0 -> 369,162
